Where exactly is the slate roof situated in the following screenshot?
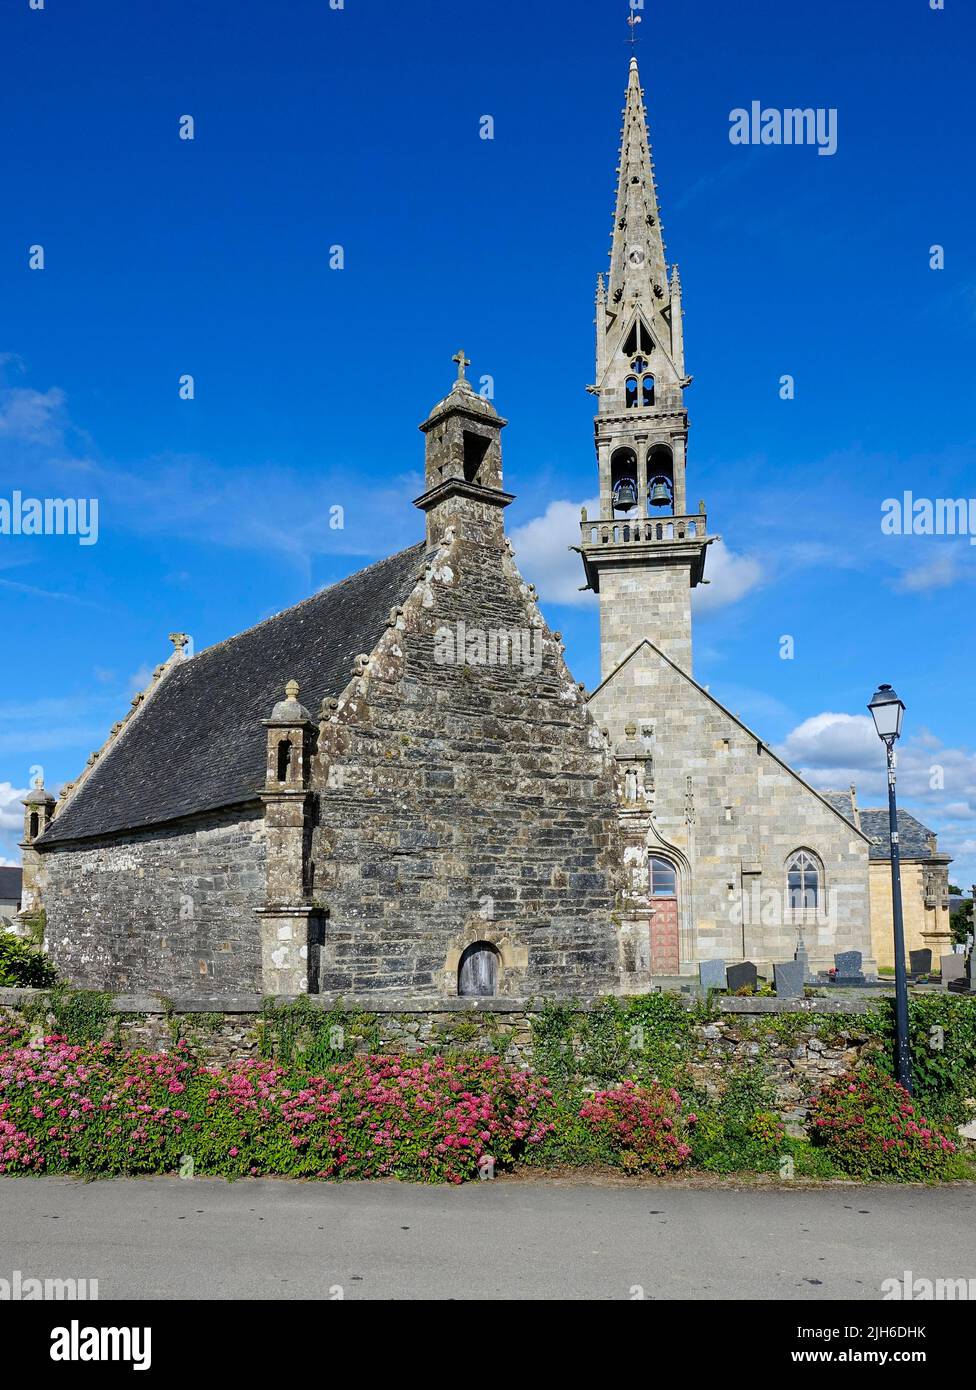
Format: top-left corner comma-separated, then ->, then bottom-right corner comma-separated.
0,866 -> 22,903
821,791 -> 945,861
40,544 -> 426,846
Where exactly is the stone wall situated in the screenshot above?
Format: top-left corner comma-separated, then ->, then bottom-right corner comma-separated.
598,560 -> 693,676
869,859 -> 952,970
588,642 -> 873,977
310,531 -> 625,998
0,989 -> 881,1129
39,808 -> 267,996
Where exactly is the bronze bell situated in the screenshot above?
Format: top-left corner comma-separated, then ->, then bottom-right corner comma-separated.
648,477 -> 672,508
613,479 -> 638,511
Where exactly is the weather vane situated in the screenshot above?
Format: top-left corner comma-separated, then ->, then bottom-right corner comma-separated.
627,4 -> 642,48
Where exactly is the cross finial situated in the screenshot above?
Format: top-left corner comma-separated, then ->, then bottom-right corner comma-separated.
452,349 -> 470,381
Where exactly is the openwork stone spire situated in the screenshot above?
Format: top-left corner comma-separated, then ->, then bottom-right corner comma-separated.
608,58 -> 668,314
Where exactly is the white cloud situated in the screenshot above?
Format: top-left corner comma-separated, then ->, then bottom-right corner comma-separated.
509,498 -> 600,607
693,538 -> 762,614
0,385 -> 67,445
894,548 -> 971,593
776,712 -> 879,774
775,714 -> 976,885
510,502 -> 762,615
0,782 -> 28,834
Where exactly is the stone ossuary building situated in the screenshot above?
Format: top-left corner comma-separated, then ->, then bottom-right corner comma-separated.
19,58 -> 875,998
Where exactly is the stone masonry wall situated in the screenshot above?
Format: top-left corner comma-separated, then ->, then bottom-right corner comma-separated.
599,561 -> 693,676
39,808 -> 266,995
0,991 -> 882,1130
589,643 -> 873,976
311,532 -> 625,997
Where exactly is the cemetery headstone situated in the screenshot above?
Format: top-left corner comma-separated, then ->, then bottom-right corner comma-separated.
774,959 -> 805,999
726,961 -> 758,993
941,953 -> 966,987
699,959 -> 727,992
834,950 -> 865,984
909,949 -> 932,977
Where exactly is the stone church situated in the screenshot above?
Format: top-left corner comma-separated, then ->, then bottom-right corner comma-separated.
19,58 -> 874,998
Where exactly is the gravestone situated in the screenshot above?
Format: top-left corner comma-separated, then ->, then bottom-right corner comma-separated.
909,949 -> 932,977
941,954 -> 966,986
946,953 -> 975,995
774,959 -> 805,999
699,959 -> 728,992
834,950 -> 865,984
726,961 -> 758,993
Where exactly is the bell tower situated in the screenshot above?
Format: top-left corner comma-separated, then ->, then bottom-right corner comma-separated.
579,58 -> 715,677
414,351 -> 513,549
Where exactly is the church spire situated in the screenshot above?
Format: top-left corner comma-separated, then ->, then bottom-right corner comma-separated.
608,57 -> 668,312
580,56 -> 715,680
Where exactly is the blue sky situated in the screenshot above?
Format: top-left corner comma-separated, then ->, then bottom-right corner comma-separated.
1,0 -> 975,886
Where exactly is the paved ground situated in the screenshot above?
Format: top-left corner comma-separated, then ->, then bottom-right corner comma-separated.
1,1177 -> 974,1300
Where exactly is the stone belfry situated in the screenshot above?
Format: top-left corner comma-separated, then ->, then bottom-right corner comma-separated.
579,57 -> 714,677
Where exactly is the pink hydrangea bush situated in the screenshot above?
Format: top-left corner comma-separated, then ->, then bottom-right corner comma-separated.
0,1025 -> 552,1184
578,1079 -> 696,1172
808,1067 -> 963,1181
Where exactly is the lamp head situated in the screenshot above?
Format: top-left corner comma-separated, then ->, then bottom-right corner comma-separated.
868,683 -> 905,743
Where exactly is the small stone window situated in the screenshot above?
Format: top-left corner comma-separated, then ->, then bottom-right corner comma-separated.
462,430 -> 490,483
625,375 -> 639,408
276,739 -> 293,783
641,374 -> 655,407
458,941 -> 499,997
29,812 -> 39,840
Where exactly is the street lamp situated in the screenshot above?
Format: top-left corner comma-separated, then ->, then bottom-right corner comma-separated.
868,683 -> 912,1092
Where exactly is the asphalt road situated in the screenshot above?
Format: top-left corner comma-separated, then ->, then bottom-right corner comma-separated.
1,1177 -> 974,1300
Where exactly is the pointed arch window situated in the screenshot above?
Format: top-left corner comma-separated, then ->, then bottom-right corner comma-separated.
641,375 -> 655,407
649,855 -> 677,898
787,851 -> 821,909
625,376 -> 639,408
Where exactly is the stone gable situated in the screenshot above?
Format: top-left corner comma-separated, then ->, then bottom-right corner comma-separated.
311,529 -> 625,996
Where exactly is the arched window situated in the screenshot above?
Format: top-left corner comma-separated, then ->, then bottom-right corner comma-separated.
641,374 -> 655,407
625,375 -> 639,409
29,812 -> 39,840
458,941 -> 499,997
649,855 -> 677,897
787,851 -> 821,909
276,739 -> 292,783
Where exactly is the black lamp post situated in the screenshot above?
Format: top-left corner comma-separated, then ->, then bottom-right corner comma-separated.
868,683 -> 912,1092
